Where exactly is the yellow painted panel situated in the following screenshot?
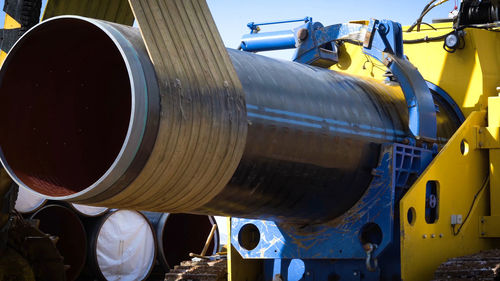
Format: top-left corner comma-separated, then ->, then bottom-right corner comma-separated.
480,216 -> 500,237
400,111 -> 500,281
43,0 -> 134,25
488,96 -> 500,216
0,51 -> 7,66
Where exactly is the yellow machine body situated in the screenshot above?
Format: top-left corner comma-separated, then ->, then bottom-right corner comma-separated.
332,23 -> 500,281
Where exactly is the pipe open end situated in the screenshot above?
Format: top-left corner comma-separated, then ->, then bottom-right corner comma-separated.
161,214 -> 219,269
0,18 -> 132,197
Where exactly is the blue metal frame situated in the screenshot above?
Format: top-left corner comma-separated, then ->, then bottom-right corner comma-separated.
426,81 -> 465,123
246,17 -> 312,33
292,22 -> 365,66
362,19 -> 437,143
231,143 -> 433,280
239,18 -> 439,143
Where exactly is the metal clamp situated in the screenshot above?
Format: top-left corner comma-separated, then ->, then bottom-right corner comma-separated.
363,19 -> 437,143
364,243 -> 379,272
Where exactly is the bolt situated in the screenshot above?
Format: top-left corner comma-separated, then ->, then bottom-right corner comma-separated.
306,272 -> 310,276
439,234 -> 443,238
378,24 -> 387,33
353,272 -> 358,276
481,232 -> 486,236
481,218 -> 485,223
431,234 -> 436,238
479,141 -> 484,147
479,128 -> 483,134
423,234 -> 427,239
297,28 -> 309,42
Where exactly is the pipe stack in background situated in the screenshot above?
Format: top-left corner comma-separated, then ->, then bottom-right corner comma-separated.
83,209 -> 157,281
14,184 -> 47,215
30,204 -> 87,281
14,187 -> 221,280
144,212 -> 220,272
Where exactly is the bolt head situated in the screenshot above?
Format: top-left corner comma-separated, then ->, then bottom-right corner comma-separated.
297,28 -> 309,42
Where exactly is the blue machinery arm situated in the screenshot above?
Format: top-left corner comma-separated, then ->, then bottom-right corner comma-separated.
240,18 -> 438,143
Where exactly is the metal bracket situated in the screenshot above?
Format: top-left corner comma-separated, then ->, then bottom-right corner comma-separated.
231,143 -> 433,260
480,216 -> 500,237
292,22 -> 366,67
362,19 -> 437,143
239,18 -> 438,142
476,127 -> 500,149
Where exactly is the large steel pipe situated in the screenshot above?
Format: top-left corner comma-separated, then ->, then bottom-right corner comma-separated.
31,205 -> 87,281
143,212 -> 219,271
0,16 -> 460,224
70,203 -> 109,218
15,184 -> 47,214
84,210 -> 156,281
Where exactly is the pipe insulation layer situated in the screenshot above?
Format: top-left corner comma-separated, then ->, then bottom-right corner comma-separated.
0,17 -> 460,224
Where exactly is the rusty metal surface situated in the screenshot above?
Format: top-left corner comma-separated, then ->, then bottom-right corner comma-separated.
43,0 -> 134,25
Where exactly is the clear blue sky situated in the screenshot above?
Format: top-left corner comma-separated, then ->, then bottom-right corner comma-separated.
0,0 -> 456,59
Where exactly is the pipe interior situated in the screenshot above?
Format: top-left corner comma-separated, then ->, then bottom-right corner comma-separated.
162,214 -> 217,268
31,205 -> 87,281
0,18 -> 131,196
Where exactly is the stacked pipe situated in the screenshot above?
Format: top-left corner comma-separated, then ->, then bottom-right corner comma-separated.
14,184 -> 46,214
15,185 -> 221,280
